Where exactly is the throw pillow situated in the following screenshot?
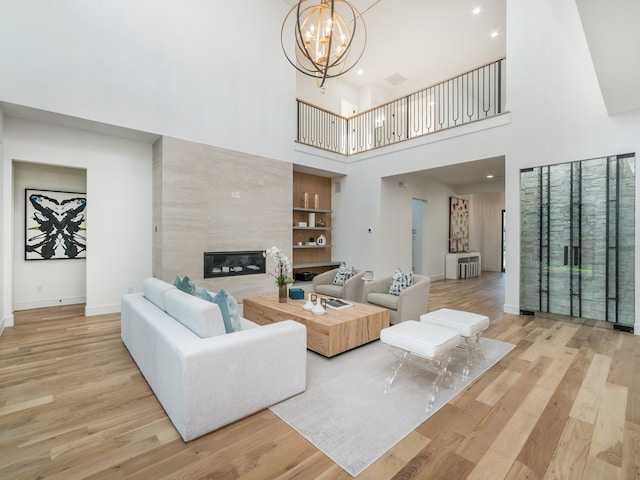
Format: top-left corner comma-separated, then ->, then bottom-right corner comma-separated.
388,268 -> 414,296
202,288 -> 241,333
174,275 -> 198,296
332,263 -> 356,286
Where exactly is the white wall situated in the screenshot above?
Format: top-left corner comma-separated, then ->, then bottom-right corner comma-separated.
333,118 -> 510,282
0,1 -> 295,163
3,118 -> 152,320
505,0 -> 640,325
0,106 -> 5,331
13,162 -> 87,310
470,191 -> 505,272
0,1 -> 297,325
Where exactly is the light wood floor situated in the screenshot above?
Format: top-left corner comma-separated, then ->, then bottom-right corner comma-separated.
1,272 -> 639,479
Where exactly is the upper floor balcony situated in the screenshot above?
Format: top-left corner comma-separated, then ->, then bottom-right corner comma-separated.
296,58 -> 506,156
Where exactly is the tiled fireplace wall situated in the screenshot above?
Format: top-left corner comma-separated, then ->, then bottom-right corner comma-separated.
152,136 -> 292,302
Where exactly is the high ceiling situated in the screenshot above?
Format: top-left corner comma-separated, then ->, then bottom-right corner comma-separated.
282,0 -> 506,99
282,0 -> 507,192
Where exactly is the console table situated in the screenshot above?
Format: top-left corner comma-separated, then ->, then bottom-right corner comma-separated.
445,252 -> 481,279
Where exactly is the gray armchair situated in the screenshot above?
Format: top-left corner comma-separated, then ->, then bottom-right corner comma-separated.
363,274 -> 431,325
312,268 -> 365,302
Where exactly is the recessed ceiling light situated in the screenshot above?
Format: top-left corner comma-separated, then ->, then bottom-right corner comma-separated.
486,174 -> 494,179
491,31 -> 499,38
357,69 -> 364,75
473,7 -> 481,15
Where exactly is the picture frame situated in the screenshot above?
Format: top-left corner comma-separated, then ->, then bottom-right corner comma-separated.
449,196 -> 469,253
25,189 -> 87,260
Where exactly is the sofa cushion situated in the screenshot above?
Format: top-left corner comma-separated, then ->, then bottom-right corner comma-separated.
174,275 -> 199,296
143,277 -> 176,311
164,288 -> 226,338
202,288 -> 241,333
368,292 -> 399,310
389,268 -> 413,296
332,263 -> 355,286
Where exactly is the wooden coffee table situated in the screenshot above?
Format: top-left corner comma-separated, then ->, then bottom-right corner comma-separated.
243,294 -> 389,357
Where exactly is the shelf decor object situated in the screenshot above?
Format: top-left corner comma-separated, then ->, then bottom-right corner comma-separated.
292,171 -> 335,275
281,0 -> 367,87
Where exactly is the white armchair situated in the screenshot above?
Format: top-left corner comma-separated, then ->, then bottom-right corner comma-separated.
363,274 -> 431,325
312,268 -> 365,302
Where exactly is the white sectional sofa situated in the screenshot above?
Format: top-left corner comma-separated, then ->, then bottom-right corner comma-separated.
121,277 -> 307,442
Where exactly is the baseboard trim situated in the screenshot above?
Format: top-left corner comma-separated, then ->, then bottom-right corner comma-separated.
503,304 -> 520,315
85,304 -> 120,316
14,296 -> 86,311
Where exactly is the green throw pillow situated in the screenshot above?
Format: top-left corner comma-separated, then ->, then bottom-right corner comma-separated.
174,275 -> 198,296
202,288 -> 241,333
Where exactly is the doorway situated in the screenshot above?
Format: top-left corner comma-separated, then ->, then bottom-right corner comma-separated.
520,154 -> 635,329
411,199 -> 428,274
501,209 -> 506,272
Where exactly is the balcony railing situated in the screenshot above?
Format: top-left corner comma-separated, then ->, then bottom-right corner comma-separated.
297,58 -> 506,156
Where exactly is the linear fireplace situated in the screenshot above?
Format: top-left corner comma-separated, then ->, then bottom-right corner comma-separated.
203,251 -> 266,279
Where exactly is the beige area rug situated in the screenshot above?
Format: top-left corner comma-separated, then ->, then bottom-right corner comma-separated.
269,337 -> 515,477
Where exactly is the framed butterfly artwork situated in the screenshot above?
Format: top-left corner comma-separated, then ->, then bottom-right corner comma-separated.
25,189 -> 87,260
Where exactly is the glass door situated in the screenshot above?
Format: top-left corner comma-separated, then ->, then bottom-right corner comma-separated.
520,155 -> 635,328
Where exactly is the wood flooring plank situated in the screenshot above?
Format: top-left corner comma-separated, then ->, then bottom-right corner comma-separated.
519,323 -> 580,364
466,347 -> 577,480
344,430 -> 430,480
433,401 -> 492,438
589,382 -> 627,469
581,456 -> 621,480
390,428 -> 469,480
570,353 -> 611,425
476,369 -> 522,406
621,421 -> 640,480
506,461 -> 541,480
465,386 -> 551,480
543,417 -> 593,480
455,370 -> 539,464
517,346 -> 591,476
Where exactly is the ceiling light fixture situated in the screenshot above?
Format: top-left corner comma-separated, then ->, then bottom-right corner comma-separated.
473,7 -> 481,15
281,0 -> 367,87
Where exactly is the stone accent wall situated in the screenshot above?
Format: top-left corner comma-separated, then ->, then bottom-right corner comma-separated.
152,136 -> 292,302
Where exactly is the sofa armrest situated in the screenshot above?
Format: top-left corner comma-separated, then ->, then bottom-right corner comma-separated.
363,277 -> 393,298
171,320 -> 307,441
342,270 -> 365,302
312,268 -> 338,291
395,276 -> 431,322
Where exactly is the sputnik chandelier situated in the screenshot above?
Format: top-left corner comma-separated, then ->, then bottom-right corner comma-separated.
281,0 -> 367,87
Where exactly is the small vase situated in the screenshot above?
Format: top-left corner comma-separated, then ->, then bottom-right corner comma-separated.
278,284 -> 287,303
